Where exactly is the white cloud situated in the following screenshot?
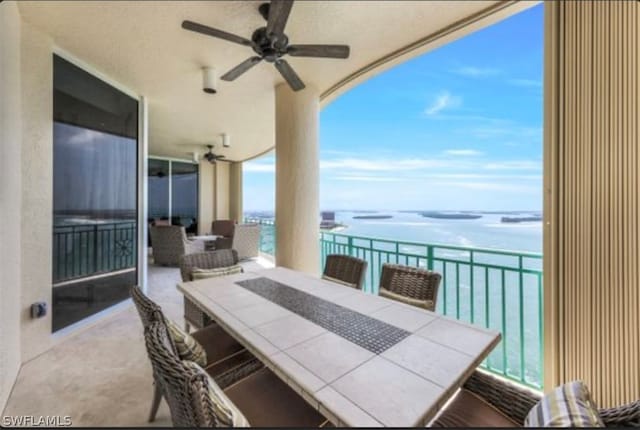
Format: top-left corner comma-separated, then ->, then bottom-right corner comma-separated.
483,160 -> 541,171
508,78 -> 542,87
331,176 -> 404,182
443,149 -> 483,157
424,91 -> 462,116
432,181 -> 538,192
320,158 -> 455,171
454,67 -> 501,78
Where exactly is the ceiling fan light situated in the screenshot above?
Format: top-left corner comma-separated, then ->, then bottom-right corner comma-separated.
202,67 -> 217,94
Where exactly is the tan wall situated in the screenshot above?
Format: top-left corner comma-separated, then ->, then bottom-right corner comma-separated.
275,84 -> 320,274
0,1 -> 23,412
19,21 -> 54,363
214,162 -> 230,220
229,162 -> 243,223
544,0 -> 640,407
198,160 -> 215,235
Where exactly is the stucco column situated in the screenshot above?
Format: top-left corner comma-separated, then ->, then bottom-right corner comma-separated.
229,162 -> 243,223
275,83 -> 320,274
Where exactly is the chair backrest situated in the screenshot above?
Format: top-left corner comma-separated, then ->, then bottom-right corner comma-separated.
231,223 -> 261,260
150,225 -> 188,265
379,263 -> 442,311
322,254 -> 368,290
179,249 -> 239,282
144,321 -> 217,427
130,285 -> 178,354
130,285 -> 163,329
211,220 -> 235,238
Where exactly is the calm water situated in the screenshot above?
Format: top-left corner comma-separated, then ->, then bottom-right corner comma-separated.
334,211 -> 542,253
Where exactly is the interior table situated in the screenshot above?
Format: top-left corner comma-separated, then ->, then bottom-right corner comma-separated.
177,267 -> 501,427
190,234 -> 220,251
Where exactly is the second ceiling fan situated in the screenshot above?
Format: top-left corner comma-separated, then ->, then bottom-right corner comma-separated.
182,0 -> 350,91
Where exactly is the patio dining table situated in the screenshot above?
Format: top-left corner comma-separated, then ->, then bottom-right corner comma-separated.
177,267 -> 501,427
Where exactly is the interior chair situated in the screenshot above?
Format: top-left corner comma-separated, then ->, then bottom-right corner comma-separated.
322,254 -> 368,290
130,285 -> 261,422
211,220 -> 235,250
144,321 -> 328,427
231,223 -> 261,260
179,249 -> 241,332
433,369 -> 640,427
378,263 -> 442,311
149,225 -> 204,266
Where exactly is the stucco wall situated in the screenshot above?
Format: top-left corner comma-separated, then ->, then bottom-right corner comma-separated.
0,1 -> 23,413
215,162 -> 230,220
19,21 -> 54,362
198,160 -> 215,235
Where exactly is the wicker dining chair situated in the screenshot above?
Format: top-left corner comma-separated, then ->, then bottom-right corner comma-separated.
434,369 -> 640,427
378,263 -> 442,311
322,254 -> 368,290
179,250 -> 240,332
144,321 -> 328,427
130,285 -> 261,422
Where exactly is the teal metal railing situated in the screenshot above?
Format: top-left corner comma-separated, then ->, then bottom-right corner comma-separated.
245,217 -> 543,390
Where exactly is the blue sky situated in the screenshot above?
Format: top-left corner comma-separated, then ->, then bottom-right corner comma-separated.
244,4 -> 543,212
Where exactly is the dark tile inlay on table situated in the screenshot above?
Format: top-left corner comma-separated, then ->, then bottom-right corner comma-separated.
236,277 -> 410,354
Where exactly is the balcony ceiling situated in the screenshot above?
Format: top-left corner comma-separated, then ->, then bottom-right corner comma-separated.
18,1 -> 503,161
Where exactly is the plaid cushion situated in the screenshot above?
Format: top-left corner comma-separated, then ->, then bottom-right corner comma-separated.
183,361 -> 249,427
192,264 -> 243,280
165,319 -> 207,367
525,381 -> 604,427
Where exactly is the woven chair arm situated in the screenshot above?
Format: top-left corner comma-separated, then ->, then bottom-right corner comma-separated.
599,400 -> 640,427
462,370 -> 541,425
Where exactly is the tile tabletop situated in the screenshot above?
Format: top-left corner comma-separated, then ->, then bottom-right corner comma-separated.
178,266 -> 501,427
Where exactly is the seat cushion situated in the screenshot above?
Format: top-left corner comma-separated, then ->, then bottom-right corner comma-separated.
524,381 -> 604,427
165,319 -> 207,367
183,361 -> 250,427
191,323 -> 245,365
224,367 -> 327,427
322,274 -> 357,289
379,287 -> 434,310
191,264 -> 243,280
432,389 -> 520,427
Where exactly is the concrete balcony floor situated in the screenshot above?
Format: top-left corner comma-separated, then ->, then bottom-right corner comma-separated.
2,257 -> 274,427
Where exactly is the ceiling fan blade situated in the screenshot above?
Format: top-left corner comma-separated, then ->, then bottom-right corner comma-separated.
274,59 -> 305,91
220,57 -> 262,81
266,0 -> 294,38
182,20 -> 254,48
288,45 -> 350,59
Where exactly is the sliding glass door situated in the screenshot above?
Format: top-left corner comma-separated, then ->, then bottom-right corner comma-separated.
52,55 -> 139,332
148,158 -> 199,236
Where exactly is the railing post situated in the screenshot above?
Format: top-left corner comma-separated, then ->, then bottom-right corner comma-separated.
427,245 -> 434,271
347,236 -> 354,256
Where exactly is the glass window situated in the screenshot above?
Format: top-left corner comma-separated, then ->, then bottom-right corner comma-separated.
52,55 -> 138,332
171,162 -> 199,235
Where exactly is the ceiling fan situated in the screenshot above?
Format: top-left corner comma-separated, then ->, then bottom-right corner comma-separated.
203,145 -> 226,164
181,0 -> 351,91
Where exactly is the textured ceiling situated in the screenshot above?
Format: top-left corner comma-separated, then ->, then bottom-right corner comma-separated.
18,1 -> 503,161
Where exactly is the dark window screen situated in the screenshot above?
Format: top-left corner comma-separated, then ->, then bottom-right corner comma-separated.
52,55 -> 139,332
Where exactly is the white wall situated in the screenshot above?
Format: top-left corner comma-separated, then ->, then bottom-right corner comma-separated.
0,1 -> 23,413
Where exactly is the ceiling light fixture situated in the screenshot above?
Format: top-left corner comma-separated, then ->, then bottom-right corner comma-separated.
222,133 -> 231,148
202,67 -> 217,94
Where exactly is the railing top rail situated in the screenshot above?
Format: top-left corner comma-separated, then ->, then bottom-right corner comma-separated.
320,230 -> 542,259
